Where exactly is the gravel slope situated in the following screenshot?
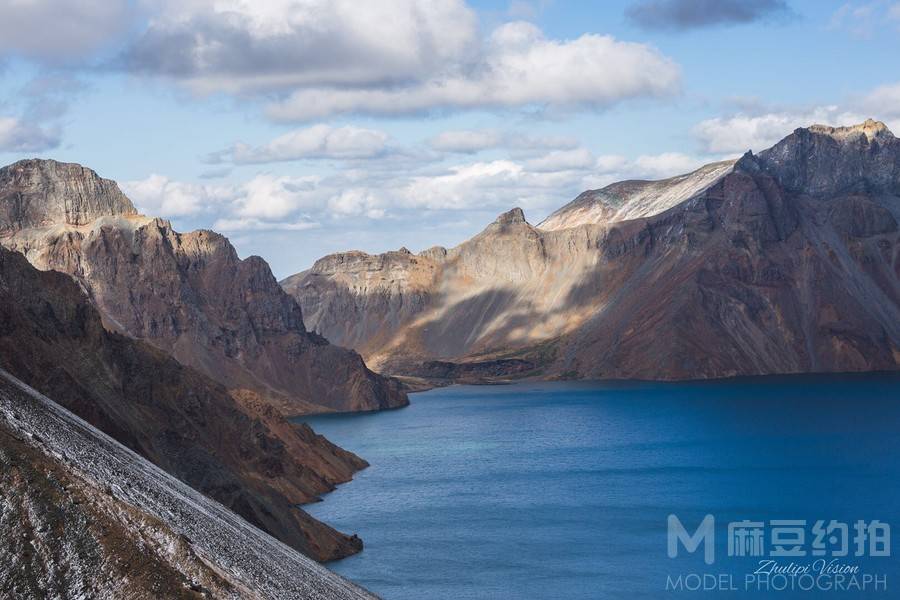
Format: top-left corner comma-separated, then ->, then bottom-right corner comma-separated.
0,368 -> 379,600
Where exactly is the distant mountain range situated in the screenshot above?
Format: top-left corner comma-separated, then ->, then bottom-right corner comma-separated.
285,120 -> 900,385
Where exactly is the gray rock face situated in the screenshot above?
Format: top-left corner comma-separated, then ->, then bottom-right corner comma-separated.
0,369 -> 377,600
0,160 -> 407,415
0,159 -> 136,232
751,119 -> 900,197
287,121 -> 900,383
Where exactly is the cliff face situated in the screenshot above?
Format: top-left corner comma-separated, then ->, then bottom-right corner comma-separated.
0,246 -> 367,562
0,159 -> 136,231
0,159 -> 407,414
288,121 -> 900,383
0,370 -> 376,600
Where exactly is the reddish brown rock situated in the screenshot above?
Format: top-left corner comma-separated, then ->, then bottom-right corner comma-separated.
0,159 -> 407,415
0,246 -> 366,561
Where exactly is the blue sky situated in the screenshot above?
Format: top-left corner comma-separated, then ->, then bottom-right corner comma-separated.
1,0 -> 899,277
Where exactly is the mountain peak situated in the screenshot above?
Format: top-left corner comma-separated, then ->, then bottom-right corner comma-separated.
0,158 -> 137,232
494,207 -> 527,225
807,119 -> 893,143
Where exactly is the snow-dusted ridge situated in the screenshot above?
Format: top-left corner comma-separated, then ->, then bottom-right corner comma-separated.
538,159 -> 736,231
0,367 -> 378,600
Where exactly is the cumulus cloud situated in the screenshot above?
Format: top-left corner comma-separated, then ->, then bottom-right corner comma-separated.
626,0 -> 792,30
691,107 -> 870,154
123,138 -> 718,237
0,0 -> 131,63
212,124 -> 390,164
121,2 -> 679,120
0,117 -> 60,153
125,0 -> 479,92
328,189 -> 387,219
122,174 -> 221,216
266,21 -> 680,120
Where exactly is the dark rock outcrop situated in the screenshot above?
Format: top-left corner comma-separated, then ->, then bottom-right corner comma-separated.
0,159 -> 407,415
0,246 -> 367,561
288,121 -> 900,382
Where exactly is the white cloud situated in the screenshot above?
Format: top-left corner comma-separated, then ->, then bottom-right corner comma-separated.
828,2 -> 895,37
232,174 -> 323,220
0,0 -> 130,63
692,107 -> 869,154
217,124 -> 389,164
212,217 -> 320,231
401,159 -> 582,211
122,174 -> 220,216
525,148 -> 595,172
266,21 -> 680,120
862,82 -> 900,119
127,0 -> 479,92
0,116 -> 60,152
631,152 -> 705,178
328,189 -> 386,219
123,147 -> 716,237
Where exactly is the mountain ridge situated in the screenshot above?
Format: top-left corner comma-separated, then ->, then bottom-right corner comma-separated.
0,159 -> 407,415
287,120 -> 900,384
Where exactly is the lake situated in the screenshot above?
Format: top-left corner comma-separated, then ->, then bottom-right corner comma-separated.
300,374 -> 900,599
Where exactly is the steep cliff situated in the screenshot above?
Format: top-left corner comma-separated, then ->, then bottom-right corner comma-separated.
0,159 -> 407,414
0,246 -> 368,561
287,120 -> 900,383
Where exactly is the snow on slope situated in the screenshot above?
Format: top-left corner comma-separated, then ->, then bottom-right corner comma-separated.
0,368 -> 378,600
538,159 -> 736,231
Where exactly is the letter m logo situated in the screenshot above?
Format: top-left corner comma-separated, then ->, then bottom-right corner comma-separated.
668,514 -> 715,565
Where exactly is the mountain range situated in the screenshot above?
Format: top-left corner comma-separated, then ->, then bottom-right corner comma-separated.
285,120 -> 900,385
1,119 -> 898,597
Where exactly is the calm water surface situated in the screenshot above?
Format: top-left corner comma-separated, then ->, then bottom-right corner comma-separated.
300,374 -> 900,599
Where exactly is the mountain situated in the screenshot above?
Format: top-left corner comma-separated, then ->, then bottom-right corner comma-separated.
0,159 -> 407,415
285,120 -> 900,384
0,368 -> 375,600
0,245 -> 367,562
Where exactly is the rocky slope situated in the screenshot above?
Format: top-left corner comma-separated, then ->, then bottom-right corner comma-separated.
0,246 -> 368,562
0,159 -> 407,415
286,120 -> 900,383
0,368 -> 376,600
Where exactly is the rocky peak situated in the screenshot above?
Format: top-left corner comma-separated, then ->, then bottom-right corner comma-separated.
494,207 -> 527,225
808,119 -> 893,143
0,159 -> 137,232
747,119 -> 900,197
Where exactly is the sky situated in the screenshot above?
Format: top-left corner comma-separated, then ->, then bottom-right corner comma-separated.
1,0 -> 899,278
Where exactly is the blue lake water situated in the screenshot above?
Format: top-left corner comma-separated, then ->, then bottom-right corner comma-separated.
300,374 -> 900,599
